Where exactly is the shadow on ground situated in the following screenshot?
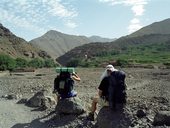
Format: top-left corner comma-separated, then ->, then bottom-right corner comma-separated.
11,111 -> 78,128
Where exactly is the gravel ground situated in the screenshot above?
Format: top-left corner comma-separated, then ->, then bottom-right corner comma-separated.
0,67 -> 170,128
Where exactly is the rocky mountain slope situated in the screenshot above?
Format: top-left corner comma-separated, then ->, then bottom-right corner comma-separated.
57,34 -> 170,65
57,18 -> 170,66
29,30 -> 115,60
29,30 -> 91,59
0,23 -> 50,59
129,18 -> 170,37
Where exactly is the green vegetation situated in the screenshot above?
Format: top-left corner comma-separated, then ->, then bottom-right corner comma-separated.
66,58 -> 80,67
28,58 -> 45,68
0,54 -> 16,71
0,54 -> 57,71
66,43 -> 170,67
16,58 -> 28,68
44,58 -> 56,67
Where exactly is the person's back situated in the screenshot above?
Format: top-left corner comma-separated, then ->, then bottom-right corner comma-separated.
54,71 -> 76,99
108,70 -> 127,110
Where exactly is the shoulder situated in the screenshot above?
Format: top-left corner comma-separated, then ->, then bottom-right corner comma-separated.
101,76 -> 110,84
102,76 -> 110,81
115,70 -> 126,78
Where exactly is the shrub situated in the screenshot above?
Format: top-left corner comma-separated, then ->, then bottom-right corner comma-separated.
44,59 -> 56,67
163,62 -> 170,66
28,58 -> 44,68
0,54 -> 16,71
15,58 -> 28,68
116,59 -> 128,66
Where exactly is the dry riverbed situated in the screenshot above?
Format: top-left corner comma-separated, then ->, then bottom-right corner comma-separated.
0,67 -> 170,128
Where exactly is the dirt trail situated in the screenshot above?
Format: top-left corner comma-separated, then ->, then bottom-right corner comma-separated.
0,99 -> 44,128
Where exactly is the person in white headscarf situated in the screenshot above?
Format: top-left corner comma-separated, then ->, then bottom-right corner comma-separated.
100,64 -> 118,81
87,64 -> 117,121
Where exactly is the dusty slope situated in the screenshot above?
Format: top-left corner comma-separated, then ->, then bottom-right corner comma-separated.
129,18 -> 170,37
0,23 -> 50,59
30,30 -> 91,59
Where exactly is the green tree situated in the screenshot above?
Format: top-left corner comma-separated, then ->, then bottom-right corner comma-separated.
15,58 -> 28,68
28,58 -> 44,68
116,59 -> 128,66
0,54 -> 16,71
44,59 -> 55,67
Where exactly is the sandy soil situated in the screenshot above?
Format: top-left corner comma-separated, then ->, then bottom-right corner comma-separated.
0,67 -> 170,128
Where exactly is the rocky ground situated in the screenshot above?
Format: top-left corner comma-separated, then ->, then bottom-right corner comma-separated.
0,67 -> 170,128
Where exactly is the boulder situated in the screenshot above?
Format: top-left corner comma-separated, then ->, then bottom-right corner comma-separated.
97,106 -> 133,128
17,98 -> 28,104
55,97 -> 85,115
26,90 -> 56,108
23,52 -> 32,57
153,111 -> 170,126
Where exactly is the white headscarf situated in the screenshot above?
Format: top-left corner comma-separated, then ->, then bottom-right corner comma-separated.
100,64 -> 117,81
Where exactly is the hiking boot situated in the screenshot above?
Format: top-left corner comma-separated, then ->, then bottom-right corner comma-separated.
87,112 -> 94,121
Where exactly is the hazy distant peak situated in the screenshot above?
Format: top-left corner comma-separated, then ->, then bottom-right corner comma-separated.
89,35 -> 116,42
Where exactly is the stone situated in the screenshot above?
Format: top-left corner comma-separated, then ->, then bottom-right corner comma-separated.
38,51 -> 51,58
3,94 -> 18,100
26,90 -> 46,107
17,98 -> 28,104
55,97 -> 85,115
23,52 -> 32,57
153,111 -> 170,126
136,109 -> 147,118
97,106 -> 133,128
44,96 -> 56,109
26,90 -> 56,108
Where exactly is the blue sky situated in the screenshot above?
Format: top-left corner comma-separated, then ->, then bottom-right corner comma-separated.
0,0 -> 170,41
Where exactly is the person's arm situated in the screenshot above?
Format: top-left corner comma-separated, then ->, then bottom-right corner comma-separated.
53,76 -> 59,93
98,77 -> 106,97
71,73 -> 81,81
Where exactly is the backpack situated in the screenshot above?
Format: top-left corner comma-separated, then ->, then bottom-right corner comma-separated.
54,72 -> 74,97
108,70 -> 127,109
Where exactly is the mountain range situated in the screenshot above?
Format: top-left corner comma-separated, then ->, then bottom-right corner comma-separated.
0,23 -> 115,61
1,18 -> 170,66
29,31 -> 115,59
57,18 -> 170,66
29,30 -> 90,59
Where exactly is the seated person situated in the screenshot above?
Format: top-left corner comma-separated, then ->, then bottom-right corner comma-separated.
88,65 -> 117,121
53,71 -> 80,101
